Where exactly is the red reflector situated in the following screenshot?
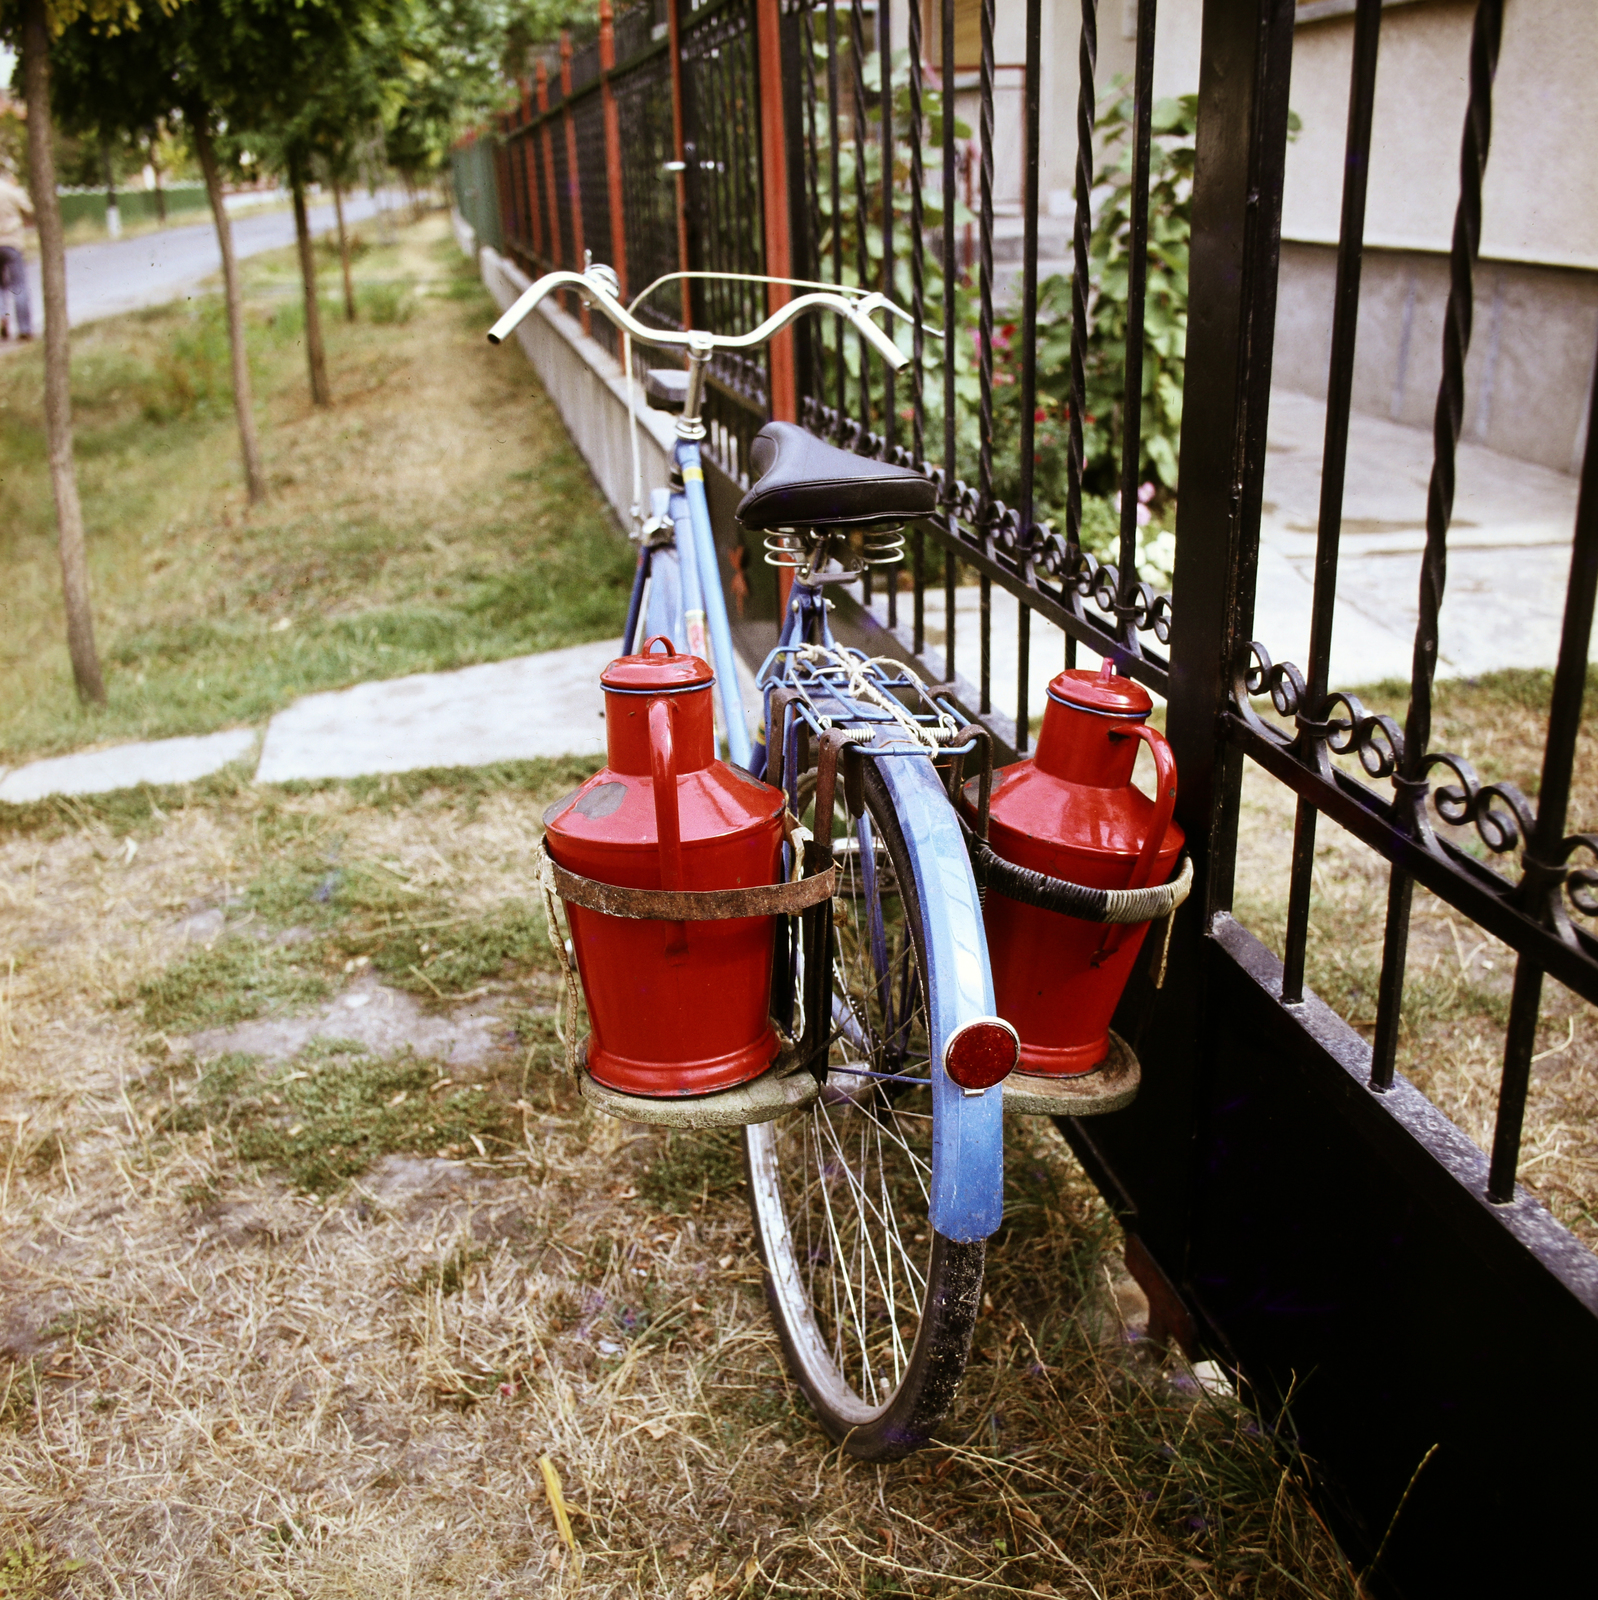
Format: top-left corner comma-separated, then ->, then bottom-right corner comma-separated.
943,1018 -> 1020,1091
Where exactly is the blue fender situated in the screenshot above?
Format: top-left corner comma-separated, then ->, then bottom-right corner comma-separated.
875,754 -> 1005,1242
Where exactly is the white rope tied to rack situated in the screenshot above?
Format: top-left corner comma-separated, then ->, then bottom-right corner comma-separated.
790,644 -> 957,751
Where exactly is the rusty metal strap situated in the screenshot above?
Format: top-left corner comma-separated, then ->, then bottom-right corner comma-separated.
538,842 -> 837,921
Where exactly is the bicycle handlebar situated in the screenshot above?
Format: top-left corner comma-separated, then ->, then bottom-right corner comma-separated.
487,265 -> 910,372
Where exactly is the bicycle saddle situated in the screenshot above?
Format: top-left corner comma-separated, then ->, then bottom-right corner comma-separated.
735,421 -> 937,531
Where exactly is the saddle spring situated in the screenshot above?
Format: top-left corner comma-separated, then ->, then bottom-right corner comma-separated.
763,525 -> 907,584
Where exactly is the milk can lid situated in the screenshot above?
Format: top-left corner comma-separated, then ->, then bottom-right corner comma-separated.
1045,658 -> 1152,716
601,635 -> 715,694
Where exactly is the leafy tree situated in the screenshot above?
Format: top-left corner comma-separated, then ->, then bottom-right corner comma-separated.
0,0 -> 165,704
51,1 -> 268,499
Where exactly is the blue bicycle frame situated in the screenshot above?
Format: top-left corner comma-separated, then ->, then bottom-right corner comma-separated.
621,437 -> 754,774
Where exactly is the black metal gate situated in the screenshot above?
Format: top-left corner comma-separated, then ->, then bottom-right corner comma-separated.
465,0 -> 1598,1585
775,0 -> 1597,1590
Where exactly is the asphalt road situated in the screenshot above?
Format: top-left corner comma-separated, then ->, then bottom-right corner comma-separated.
8,189 -> 401,329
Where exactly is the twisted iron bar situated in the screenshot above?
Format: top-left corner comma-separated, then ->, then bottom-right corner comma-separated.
799,396 -> 1174,650
976,0 -> 996,525
1398,0 -> 1503,824
850,0 -> 872,439
1066,0 -> 1098,565
799,0 -> 822,396
907,0 -> 926,468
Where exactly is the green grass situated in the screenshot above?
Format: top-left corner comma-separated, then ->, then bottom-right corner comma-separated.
0,215 -> 634,765
638,1127 -> 746,1214
135,940 -> 335,1035
155,1041 -> 522,1194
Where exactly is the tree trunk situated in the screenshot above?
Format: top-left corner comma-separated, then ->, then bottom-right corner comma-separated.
22,0 -> 104,705
102,140 -> 119,239
195,117 -> 266,504
289,162 -> 331,406
332,178 -> 356,321
151,143 -> 166,224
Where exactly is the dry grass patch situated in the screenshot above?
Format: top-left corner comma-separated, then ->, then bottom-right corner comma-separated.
0,767 -> 1367,1595
1234,667 -> 1598,1242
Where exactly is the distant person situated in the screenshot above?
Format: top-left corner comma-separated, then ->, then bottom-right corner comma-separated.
0,160 -> 35,341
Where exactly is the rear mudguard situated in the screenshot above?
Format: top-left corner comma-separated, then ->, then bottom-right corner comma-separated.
877,754 -> 1004,1243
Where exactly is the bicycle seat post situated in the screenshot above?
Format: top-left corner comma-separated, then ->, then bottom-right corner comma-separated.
676,332 -> 713,442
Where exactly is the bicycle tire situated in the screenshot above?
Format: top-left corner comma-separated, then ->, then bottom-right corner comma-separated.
745,756 -> 984,1459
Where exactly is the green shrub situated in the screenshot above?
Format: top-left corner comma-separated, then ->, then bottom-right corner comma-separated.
360,281 -> 416,325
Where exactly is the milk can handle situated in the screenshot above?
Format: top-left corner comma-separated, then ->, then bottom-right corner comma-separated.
648,698 -> 684,890
649,698 -> 690,960
1109,721 -> 1177,893
1092,722 -> 1178,965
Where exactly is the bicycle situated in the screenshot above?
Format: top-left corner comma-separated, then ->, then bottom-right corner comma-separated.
489,263 -> 1156,1458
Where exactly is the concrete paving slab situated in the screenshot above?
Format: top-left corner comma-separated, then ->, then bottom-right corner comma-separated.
255,641 -> 619,782
254,637 -> 766,784
0,727 -> 258,804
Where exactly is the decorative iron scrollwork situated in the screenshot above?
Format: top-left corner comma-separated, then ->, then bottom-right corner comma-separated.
1417,751 -> 1537,856
1563,835 -> 1598,920
799,398 -> 1178,653
1235,638 -> 1595,939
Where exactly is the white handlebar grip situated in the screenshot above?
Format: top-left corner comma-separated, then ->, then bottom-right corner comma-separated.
487,279 -> 553,344
850,307 -> 910,372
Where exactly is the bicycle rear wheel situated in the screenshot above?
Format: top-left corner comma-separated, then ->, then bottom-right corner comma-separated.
745,758 -> 984,1459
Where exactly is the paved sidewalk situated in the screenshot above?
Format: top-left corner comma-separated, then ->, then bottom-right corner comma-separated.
0,637 -> 766,804
0,389 -> 1578,805
869,386 -> 1584,721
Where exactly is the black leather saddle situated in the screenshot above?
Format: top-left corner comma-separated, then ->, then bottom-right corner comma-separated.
735,422 -> 937,531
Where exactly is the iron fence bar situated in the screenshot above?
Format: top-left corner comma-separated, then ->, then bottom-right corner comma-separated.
1014,0 -> 1042,754
1280,0 -> 1382,1005
799,0 -> 822,401
1064,0 -> 1098,672
851,0 -> 872,458
827,0 -> 845,440
1487,354 -> 1598,1199
1369,0 -> 1502,1092
908,0 -> 926,656
531,120 -> 550,260
941,0 -> 957,688
539,65 -> 565,271
882,0 -> 897,628
668,0 -> 693,317
976,0 -> 995,716
1114,0 -> 1157,661
561,34 -> 591,333
601,2 -> 629,298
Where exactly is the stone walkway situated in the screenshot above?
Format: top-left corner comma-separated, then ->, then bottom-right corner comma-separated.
0,387 -> 1579,805
0,638 -> 764,805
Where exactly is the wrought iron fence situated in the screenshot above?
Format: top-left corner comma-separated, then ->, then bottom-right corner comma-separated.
456,0 -> 1598,1583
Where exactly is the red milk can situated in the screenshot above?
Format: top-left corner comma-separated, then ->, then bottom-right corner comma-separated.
970,659 -> 1183,1075
543,637 -> 785,1097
